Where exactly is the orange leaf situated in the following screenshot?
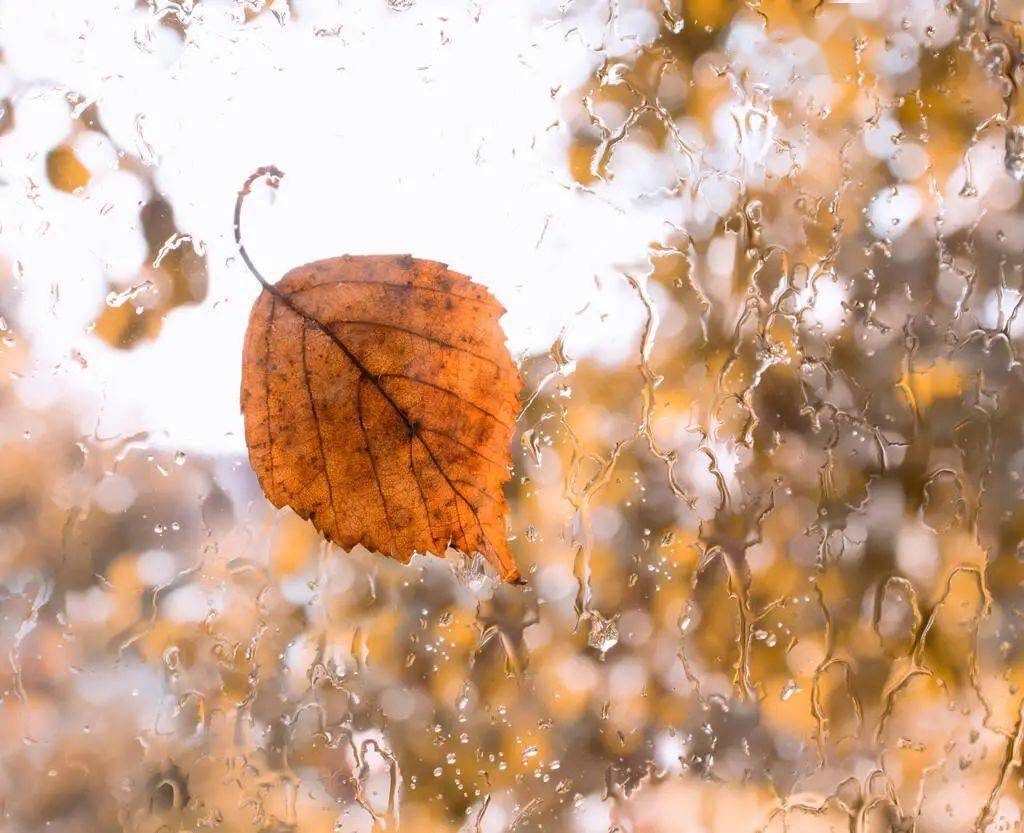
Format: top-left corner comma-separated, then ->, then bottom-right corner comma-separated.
237,171 -> 522,582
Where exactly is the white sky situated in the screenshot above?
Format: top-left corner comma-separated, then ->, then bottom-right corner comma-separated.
0,0 -> 679,451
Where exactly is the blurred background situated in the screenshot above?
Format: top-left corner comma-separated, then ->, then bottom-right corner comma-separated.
3,0 -> 1024,830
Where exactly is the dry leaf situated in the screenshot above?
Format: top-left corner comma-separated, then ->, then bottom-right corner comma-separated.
237,170 -> 522,582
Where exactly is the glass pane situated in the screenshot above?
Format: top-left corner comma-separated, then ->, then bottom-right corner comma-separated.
1,1 -> 1022,831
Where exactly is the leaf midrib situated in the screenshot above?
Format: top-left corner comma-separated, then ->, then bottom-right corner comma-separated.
260,280 -> 499,560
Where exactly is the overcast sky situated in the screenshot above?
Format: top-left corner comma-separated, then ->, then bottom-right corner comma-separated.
0,0 -> 675,451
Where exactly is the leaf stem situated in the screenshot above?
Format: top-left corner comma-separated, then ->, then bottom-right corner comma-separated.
233,165 -> 285,291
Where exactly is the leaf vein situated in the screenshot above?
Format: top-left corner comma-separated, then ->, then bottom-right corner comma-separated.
356,376 -> 398,556
301,323 -> 339,529
325,318 -> 501,368
379,373 -> 514,430
289,277 -> 498,307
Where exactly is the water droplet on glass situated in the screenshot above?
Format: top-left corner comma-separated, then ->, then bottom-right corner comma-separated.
587,612 -> 619,657
1006,125 -> 1024,181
